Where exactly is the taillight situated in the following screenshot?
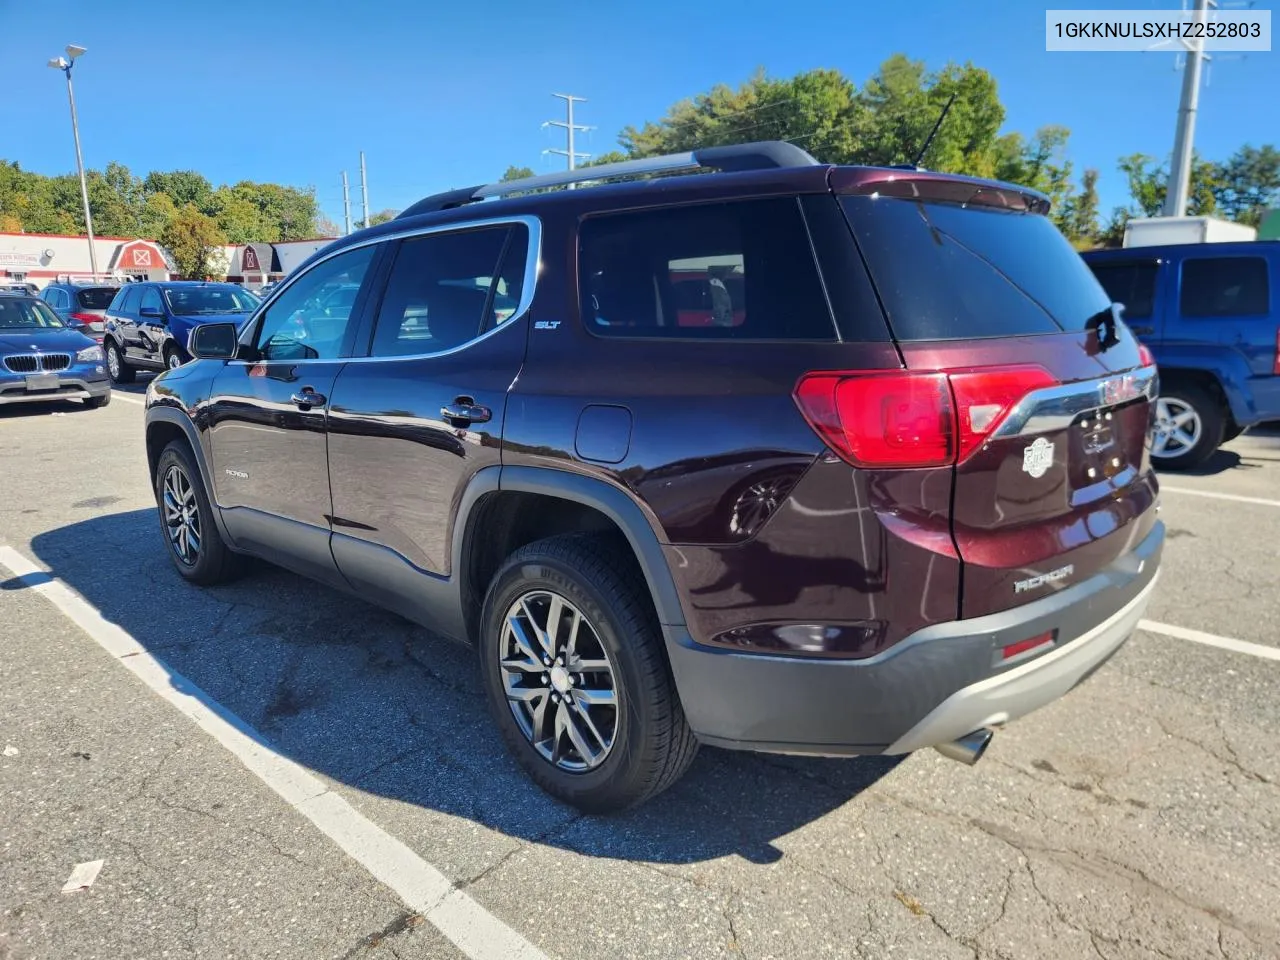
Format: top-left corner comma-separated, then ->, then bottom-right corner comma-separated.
794,365 -> 1058,469
69,312 -> 98,324
1138,342 -> 1157,368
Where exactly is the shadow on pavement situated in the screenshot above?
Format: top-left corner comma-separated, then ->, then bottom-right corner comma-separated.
27,508 -> 898,866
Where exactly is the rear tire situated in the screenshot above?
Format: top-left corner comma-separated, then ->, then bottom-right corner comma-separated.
478,534 -> 699,812
105,340 -> 135,384
154,440 -> 241,585
84,393 -> 110,409
1151,384 -> 1224,471
163,344 -> 183,371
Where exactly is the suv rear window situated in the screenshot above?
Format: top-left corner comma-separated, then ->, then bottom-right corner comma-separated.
1087,261 -> 1158,320
840,195 -> 1111,341
1179,257 -> 1269,317
578,198 -> 836,340
76,287 -> 118,310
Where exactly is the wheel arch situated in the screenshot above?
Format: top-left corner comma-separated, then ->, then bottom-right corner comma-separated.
453,465 -> 686,645
145,407 -> 235,544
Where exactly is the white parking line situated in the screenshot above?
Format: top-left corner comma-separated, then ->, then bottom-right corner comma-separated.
1138,619 -> 1280,663
110,392 -> 145,405
1159,485 -> 1280,509
0,545 -> 547,960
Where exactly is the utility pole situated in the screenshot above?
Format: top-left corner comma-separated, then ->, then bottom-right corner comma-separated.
1163,0 -> 1211,217
543,93 -> 592,179
359,152 -> 370,229
341,171 -> 352,235
47,46 -> 98,276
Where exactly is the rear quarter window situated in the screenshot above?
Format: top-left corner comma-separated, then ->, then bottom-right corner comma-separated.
77,287 -> 118,310
1179,256 -> 1270,317
578,198 -> 837,341
841,195 -> 1111,341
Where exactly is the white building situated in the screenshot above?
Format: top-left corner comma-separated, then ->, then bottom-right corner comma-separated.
0,232 -> 171,288
0,231 -> 339,290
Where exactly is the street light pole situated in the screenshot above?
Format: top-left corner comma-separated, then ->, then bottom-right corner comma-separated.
48,45 -> 98,277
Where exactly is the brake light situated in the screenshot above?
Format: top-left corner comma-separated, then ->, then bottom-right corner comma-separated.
1137,342 -> 1157,368
69,312 -> 98,324
794,365 -> 1058,469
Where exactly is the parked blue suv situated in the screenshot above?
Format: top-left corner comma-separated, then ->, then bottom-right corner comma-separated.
1083,241 -> 1280,468
103,281 -> 259,383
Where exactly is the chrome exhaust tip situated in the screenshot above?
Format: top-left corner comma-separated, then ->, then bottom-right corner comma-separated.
934,728 -> 994,766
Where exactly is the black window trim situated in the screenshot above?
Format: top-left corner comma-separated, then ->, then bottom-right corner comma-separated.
574,195 -> 842,344
1177,254 -> 1271,319
230,214 -> 542,365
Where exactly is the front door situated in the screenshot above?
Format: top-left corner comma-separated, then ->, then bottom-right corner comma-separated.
325,220 -> 534,631
205,243 -> 382,587
136,285 -> 168,364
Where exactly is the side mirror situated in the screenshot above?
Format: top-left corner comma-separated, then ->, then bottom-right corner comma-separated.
140,306 -> 165,319
190,322 -> 239,360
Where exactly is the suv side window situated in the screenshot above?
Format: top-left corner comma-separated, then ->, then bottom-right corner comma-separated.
1180,257 -> 1270,317
116,286 -> 141,314
139,287 -> 164,315
369,225 -> 525,357
44,288 -> 65,310
253,244 -> 376,361
578,198 -> 836,340
1088,261 -> 1158,320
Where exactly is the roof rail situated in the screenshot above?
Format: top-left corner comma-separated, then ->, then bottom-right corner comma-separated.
397,140 -> 821,219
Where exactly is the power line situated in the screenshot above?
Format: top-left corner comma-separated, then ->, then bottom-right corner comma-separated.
543,93 -> 592,174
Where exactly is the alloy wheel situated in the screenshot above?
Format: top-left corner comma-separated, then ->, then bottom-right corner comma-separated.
500,590 -> 619,773
1153,397 -> 1202,458
162,464 -> 201,565
106,345 -> 120,378
167,351 -> 182,370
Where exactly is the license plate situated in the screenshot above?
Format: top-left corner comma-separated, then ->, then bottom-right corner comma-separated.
25,373 -> 60,392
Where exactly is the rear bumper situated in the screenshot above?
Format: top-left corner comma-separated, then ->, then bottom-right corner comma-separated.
664,520 -> 1163,756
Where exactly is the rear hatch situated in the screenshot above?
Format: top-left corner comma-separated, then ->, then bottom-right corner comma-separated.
835,174 -> 1159,619
71,287 -> 118,336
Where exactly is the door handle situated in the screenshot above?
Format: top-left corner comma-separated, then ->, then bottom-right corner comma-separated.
441,397 -> 492,426
291,388 -> 326,410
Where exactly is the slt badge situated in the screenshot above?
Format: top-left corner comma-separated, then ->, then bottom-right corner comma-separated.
1022,437 -> 1054,478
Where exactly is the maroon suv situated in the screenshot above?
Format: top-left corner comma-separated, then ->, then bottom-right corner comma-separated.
143,141 -> 1164,811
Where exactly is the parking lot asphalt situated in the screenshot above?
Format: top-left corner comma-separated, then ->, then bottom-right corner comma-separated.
2,383 -> 1278,960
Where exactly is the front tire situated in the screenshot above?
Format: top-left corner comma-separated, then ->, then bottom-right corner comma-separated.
105,340 -> 135,384
154,441 -> 240,585
1151,384 -> 1224,470
84,392 -> 111,409
478,534 -> 698,812
163,344 -> 183,370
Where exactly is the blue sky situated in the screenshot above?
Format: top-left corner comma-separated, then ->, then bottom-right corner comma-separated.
3,0 -> 1276,231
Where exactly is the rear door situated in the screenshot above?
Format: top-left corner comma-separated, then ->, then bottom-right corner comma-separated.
839,180 -> 1158,619
108,285 -> 143,358
136,286 -> 168,363
1178,253 -> 1276,379
325,220 -> 532,624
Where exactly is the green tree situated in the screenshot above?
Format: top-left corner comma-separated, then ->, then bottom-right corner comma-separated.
501,165 -> 536,181
207,187 -> 269,244
138,192 -> 178,240
143,170 -> 213,210
1212,144 -> 1280,227
161,205 -> 226,279
1117,152 -> 1219,219
368,208 -> 400,226
1057,167 -> 1100,247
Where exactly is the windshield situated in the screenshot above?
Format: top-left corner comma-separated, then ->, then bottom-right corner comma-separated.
163,285 -> 259,316
0,298 -> 65,329
76,287 -> 119,310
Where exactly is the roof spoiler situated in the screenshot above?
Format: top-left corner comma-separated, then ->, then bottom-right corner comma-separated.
397,140 -> 821,219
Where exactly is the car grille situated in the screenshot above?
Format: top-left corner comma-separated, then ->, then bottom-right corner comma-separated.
3,353 -> 72,373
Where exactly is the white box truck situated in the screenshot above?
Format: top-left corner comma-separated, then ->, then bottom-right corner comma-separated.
1123,216 -> 1258,248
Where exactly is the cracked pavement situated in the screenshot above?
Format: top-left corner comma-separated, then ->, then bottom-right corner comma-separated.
1,393 -> 1279,959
